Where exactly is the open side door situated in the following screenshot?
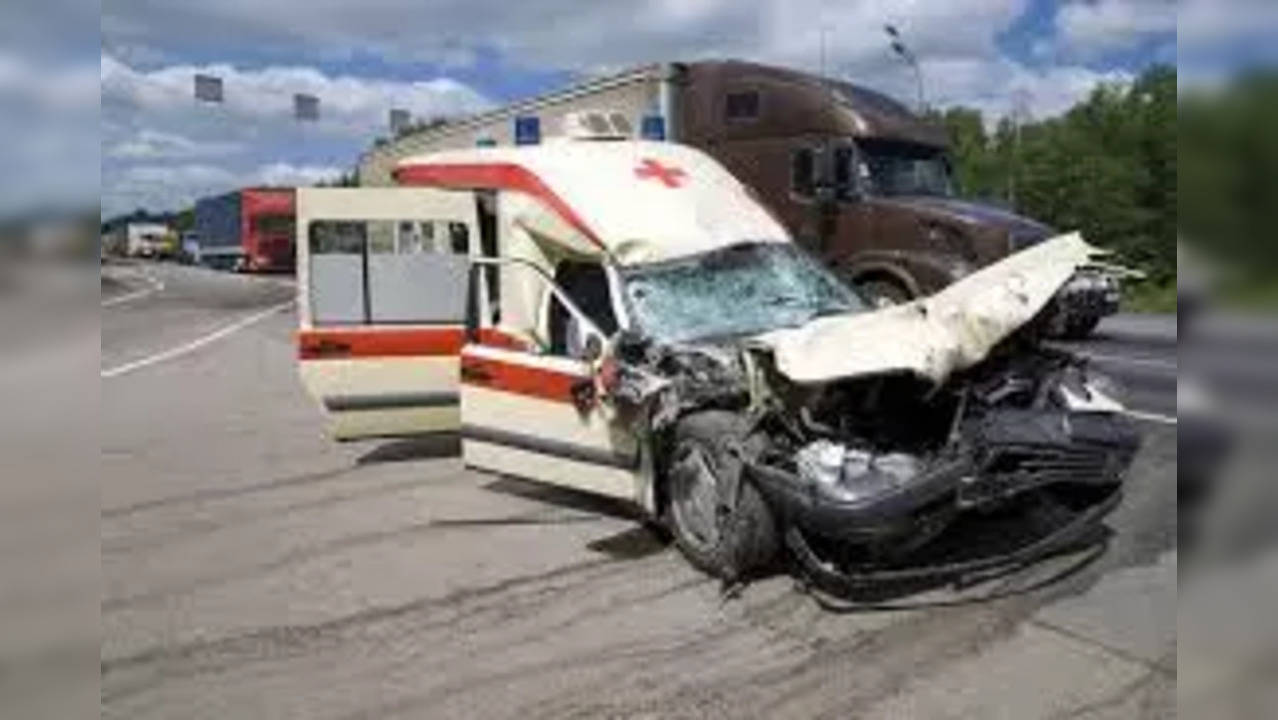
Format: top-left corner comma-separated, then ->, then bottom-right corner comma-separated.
296,187 -> 481,439
458,258 -> 644,503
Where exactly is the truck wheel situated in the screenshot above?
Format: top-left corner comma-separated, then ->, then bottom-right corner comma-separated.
1063,315 -> 1102,339
858,277 -> 913,308
666,412 -> 778,581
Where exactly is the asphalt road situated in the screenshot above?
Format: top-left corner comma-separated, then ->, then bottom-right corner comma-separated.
101,263 -> 1177,719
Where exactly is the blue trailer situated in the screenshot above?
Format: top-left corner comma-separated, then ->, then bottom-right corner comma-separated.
194,191 -> 243,270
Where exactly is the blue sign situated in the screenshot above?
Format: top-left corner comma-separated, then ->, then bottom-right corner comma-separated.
514,116 -> 541,145
640,114 -> 666,141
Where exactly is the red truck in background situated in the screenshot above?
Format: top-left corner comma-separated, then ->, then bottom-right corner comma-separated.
194,187 -> 296,272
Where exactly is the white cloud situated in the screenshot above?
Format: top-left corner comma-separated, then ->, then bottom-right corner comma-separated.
102,1 -> 1029,74
96,1 -> 1172,217
100,53 -> 489,216
1055,0 -> 1176,58
107,129 -> 244,160
252,162 -> 343,187
925,57 -> 1132,122
100,53 -> 491,137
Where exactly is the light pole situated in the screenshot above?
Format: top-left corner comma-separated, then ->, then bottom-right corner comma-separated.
884,24 -> 924,113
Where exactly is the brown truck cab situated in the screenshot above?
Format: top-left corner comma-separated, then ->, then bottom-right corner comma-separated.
674,61 -> 1119,337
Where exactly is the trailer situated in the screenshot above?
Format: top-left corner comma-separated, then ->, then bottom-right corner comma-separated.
194,188 -> 296,272
360,60 -> 1121,337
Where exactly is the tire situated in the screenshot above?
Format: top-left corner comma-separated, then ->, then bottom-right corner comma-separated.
857,277 -> 913,309
665,411 -> 778,581
1062,315 -> 1101,339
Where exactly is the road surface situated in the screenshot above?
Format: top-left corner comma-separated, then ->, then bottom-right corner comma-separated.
101,263 -> 1177,719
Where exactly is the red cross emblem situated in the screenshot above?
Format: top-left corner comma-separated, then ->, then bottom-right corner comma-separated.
634,158 -> 686,188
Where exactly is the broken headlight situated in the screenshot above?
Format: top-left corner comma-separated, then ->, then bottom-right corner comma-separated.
795,440 -> 923,504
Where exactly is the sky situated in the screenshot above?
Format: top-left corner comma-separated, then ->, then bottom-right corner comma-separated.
57,1 -> 1268,217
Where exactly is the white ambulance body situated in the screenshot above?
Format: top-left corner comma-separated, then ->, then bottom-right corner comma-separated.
297,138 -> 788,508
295,187 -> 479,440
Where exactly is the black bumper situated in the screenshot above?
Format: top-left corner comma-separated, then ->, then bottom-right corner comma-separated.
1056,272 -> 1121,321
745,410 -> 1139,545
784,487 -> 1123,594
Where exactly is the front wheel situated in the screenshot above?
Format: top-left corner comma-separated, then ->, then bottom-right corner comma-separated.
857,277 -> 914,309
1062,315 -> 1101,339
666,412 -> 778,581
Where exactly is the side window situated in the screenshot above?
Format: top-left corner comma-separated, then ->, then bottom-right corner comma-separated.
724,90 -> 760,122
448,222 -> 469,254
546,262 -> 615,358
308,218 -> 471,325
309,221 -> 368,324
791,147 -> 816,198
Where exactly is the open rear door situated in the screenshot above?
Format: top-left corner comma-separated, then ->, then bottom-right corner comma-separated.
296,187 -> 478,439
458,261 -> 644,503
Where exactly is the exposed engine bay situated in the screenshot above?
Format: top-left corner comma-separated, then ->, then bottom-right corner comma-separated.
607,324 -> 1140,592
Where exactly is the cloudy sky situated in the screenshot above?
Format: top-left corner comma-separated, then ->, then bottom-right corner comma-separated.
83,1 -> 1272,216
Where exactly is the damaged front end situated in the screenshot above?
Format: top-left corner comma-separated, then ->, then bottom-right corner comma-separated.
742,347 -> 1139,591
608,234 -> 1141,592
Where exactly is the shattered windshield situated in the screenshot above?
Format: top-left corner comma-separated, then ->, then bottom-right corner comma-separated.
620,243 -> 866,343
860,139 -> 955,198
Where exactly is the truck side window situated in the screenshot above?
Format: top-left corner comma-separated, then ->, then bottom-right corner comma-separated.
791,147 -> 816,198
724,91 -> 760,122
832,146 -> 856,200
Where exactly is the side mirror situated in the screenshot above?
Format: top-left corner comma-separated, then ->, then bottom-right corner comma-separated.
579,334 -> 603,364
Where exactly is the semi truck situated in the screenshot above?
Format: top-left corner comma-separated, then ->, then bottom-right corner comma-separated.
360,59 -> 1121,337
194,188 -> 297,272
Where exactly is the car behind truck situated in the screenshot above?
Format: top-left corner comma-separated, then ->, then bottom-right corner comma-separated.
299,136 -> 1139,590
359,59 -> 1124,338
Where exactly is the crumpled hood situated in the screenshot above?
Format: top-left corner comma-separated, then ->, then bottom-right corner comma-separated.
752,232 -> 1100,385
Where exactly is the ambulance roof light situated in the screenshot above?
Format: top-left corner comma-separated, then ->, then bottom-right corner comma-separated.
561,111 -> 633,141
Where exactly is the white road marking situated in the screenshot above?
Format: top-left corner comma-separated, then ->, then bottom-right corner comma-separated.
102,270 -> 165,308
1082,352 -> 1177,372
101,301 -> 293,379
1124,409 -> 1177,425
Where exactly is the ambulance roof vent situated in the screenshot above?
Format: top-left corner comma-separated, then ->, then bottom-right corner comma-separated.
561,111 -> 634,141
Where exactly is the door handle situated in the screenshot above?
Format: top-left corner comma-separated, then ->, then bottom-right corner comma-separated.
306,339 -> 351,357
460,364 -> 492,382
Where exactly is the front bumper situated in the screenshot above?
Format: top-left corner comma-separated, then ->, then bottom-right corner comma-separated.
745,410 -> 1139,546
1056,270 -> 1122,321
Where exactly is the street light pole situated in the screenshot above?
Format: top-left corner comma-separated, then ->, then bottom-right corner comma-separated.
884,25 -> 924,113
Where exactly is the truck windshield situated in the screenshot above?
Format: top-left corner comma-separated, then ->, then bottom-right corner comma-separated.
859,139 -> 954,198
620,243 -> 865,343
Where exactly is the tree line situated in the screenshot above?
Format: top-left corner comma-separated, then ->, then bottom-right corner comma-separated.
931,64 -> 1177,290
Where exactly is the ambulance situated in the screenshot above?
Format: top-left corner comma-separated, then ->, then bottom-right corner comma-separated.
296,128 -> 1139,589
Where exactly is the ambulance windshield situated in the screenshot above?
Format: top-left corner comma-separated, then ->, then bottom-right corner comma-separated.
620,242 -> 865,343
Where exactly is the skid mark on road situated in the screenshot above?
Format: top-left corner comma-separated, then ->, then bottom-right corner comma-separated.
102,464 -> 360,519
101,301 -> 292,379
100,556 -> 625,699
103,509 -> 611,612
